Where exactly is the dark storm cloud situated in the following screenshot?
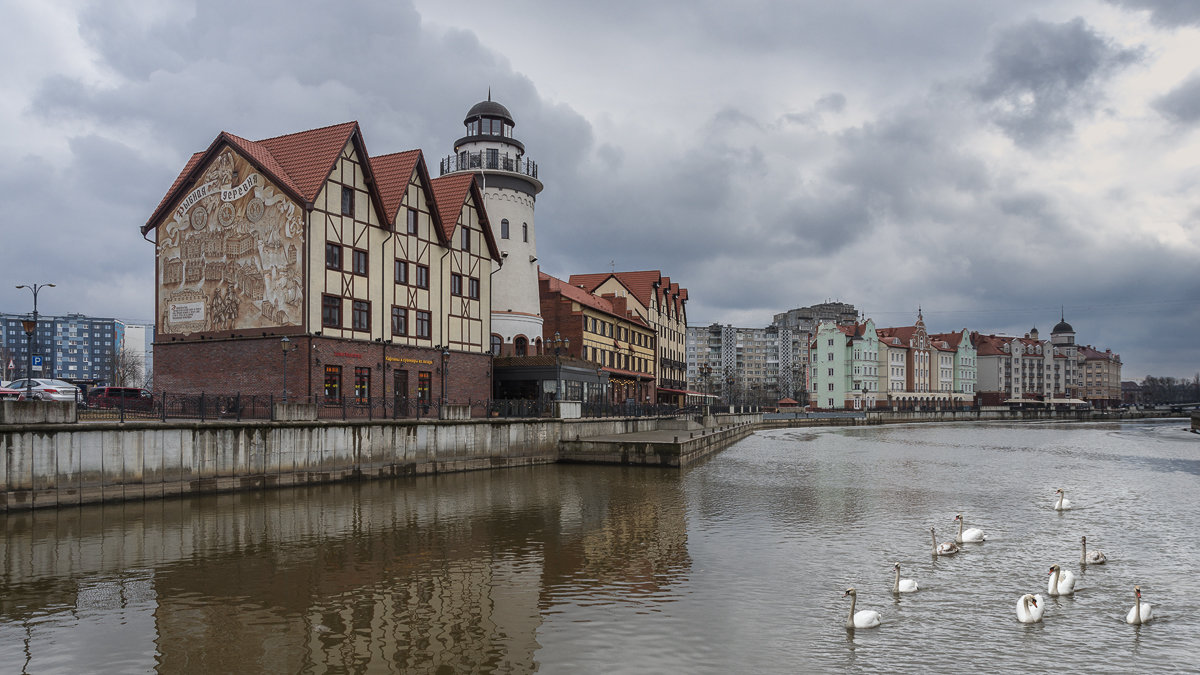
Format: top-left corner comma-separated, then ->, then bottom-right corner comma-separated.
1153,72 -> 1200,125
1104,0 -> 1200,27
974,18 -> 1142,148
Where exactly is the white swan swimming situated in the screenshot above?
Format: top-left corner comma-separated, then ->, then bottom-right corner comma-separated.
1125,585 -> 1154,625
1047,564 -> 1076,596
954,514 -> 987,543
892,563 -> 919,593
1054,488 -> 1072,511
1016,593 -> 1045,623
932,527 -> 960,556
843,587 -> 882,629
1081,536 -> 1107,565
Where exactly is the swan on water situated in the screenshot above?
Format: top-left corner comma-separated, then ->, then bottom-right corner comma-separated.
931,523 -> 960,554
843,587 -> 882,629
892,563 -> 919,593
1081,536 -> 1107,565
1125,585 -> 1154,625
1047,564 -> 1076,596
1053,488 -> 1072,511
1016,593 -> 1045,623
954,514 -> 987,543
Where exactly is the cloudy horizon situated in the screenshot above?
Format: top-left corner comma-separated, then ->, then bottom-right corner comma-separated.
1,0 -> 1197,379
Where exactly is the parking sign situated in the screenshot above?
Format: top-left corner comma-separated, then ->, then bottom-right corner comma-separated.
32,355 -> 43,372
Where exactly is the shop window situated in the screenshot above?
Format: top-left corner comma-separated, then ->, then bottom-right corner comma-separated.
324,365 -> 342,402
354,367 -> 371,405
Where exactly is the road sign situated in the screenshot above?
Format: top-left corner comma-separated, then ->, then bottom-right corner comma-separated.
32,355 -> 43,372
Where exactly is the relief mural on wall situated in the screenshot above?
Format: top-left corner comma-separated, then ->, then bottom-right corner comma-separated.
157,149 -> 304,335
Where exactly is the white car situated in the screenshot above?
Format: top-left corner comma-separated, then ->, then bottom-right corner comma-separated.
5,378 -> 81,402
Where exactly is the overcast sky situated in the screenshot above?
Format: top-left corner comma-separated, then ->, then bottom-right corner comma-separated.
1,0 -> 1197,379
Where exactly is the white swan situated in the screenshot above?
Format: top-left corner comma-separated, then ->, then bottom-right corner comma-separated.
892,563 -> 919,593
1125,585 -> 1154,625
932,527 -> 960,556
1016,593 -> 1045,623
1047,564 -> 1076,596
1081,536 -> 1107,565
843,587 -> 882,628
954,514 -> 987,543
1053,488 -> 1072,511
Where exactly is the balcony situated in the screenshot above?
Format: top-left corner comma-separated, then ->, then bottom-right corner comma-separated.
439,151 -> 538,179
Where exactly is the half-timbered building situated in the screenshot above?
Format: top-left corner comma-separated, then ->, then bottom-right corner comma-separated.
142,122 -> 498,409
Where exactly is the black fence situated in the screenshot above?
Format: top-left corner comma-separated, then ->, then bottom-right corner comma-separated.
76,393 -> 691,423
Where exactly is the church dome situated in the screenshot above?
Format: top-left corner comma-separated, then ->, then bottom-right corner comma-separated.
1053,318 -> 1073,334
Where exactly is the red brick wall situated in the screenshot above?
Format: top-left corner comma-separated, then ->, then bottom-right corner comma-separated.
540,293 -> 584,359
154,336 -> 492,403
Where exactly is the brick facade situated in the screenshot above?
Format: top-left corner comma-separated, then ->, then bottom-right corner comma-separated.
155,336 -> 490,404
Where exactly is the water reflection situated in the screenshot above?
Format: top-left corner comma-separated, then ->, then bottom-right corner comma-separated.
1,420 -> 1196,673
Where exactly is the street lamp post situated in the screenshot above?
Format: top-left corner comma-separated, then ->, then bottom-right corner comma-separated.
551,331 -> 569,401
16,283 -> 55,401
440,346 -> 450,405
280,336 -> 297,402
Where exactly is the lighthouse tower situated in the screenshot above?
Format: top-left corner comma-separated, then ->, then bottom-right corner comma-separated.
440,95 -> 544,356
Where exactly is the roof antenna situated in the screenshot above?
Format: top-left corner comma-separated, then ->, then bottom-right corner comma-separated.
1061,305 -> 1065,321
488,87 -> 492,101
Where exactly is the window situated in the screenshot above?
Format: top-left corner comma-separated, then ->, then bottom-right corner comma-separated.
468,277 -> 480,300
325,243 -> 342,270
515,336 -> 527,356
354,367 -> 371,405
341,186 -> 354,216
406,208 -> 418,235
324,365 -> 342,401
522,222 -> 528,242
394,259 -> 408,284
415,310 -> 431,339
391,306 -> 407,336
352,300 -> 370,331
491,334 -> 502,355
501,219 -> 509,239
460,227 -> 471,252
352,249 -> 368,276
416,265 -> 429,289
417,371 -> 432,401
829,383 -> 835,391
450,273 -> 463,296
322,295 -> 342,328
828,368 -> 834,376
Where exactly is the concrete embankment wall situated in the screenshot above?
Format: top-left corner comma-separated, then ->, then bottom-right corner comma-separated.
1,416 -> 669,512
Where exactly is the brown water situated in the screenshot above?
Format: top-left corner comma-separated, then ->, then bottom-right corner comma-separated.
1,420 -> 1196,673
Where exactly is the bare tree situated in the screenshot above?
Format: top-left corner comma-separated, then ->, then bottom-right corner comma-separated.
112,347 -> 144,387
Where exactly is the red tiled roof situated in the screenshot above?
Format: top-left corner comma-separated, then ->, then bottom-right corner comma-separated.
146,151 -> 204,230
429,172 -> 476,242
567,270 -> 690,318
428,173 -> 500,261
255,121 -> 360,202
369,149 -> 422,227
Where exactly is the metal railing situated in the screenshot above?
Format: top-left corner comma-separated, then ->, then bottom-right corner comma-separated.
438,152 -> 538,179
75,393 -> 687,423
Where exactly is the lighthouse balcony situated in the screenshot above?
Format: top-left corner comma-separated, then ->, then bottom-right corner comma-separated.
440,151 -> 538,180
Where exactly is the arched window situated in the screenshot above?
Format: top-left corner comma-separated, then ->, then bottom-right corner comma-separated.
491,334 -> 502,355
514,336 -> 528,356
500,219 -> 509,239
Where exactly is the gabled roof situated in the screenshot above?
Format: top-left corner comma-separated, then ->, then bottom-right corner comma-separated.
541,272 -> 650,326
255,121 -> 361,202
430,173 -> 501,261
567,270 -> 689,318
368,149 -> 424,228
144,121 -> 387,235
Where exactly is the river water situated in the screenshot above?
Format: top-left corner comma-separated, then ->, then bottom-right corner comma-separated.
1,419 -> 1197,673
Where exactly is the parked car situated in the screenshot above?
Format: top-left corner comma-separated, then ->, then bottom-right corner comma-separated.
5,378 -> 81,402
88,386 -> 154,411
0,384 -> 22,400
